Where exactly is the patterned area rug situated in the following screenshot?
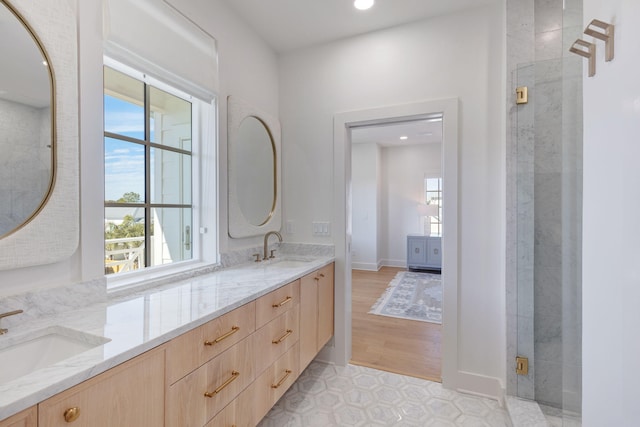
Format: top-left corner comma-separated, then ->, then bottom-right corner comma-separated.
369,271 -> 442,324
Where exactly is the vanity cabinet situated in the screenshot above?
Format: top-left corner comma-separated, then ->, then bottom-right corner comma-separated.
300,263 -> 335,370
38,347 -> 165,427
407,235 -> 442,270
0,407 -> 36,427
1,263 -> 334,427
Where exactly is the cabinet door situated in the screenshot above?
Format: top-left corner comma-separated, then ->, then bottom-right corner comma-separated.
317,263 -> 335,350
0,406 -> 36,427
299,272 -> 318,370
427,237 -> 442,268
38,348 -> 165,427
407,236 -> 428,266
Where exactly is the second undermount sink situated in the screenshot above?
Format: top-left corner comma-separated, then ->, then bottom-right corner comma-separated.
0,326 -> 110,384
263,258 -> 314,269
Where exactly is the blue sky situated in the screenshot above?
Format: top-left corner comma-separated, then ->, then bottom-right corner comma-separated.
104,95 -> 152,201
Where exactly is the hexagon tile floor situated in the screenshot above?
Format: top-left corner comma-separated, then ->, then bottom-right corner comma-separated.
258,361 -> 512,427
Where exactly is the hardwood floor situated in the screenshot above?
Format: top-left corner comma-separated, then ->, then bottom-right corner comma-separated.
351,267 -> 442,382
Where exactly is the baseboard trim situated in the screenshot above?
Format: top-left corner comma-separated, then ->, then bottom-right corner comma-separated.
379,259 -> 406,268
454,370 -> 505,402
351,262 -> 380,271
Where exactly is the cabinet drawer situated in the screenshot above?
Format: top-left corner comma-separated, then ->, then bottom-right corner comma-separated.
0,406 -> 36,427
253,342 -> 300,423
254,304 -> 299,374
204,381 -> 256,427
255,280 -> 300,329
166,337 -> 255,427
38,348 -> 165,427
167,301 -> 256,384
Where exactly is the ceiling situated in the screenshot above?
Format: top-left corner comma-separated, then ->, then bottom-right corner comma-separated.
220,0 -> 498,53
351,118 -> 442,147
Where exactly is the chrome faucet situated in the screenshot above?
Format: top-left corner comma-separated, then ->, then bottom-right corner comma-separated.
263,231 -> 283,260
0,309 -> 23,335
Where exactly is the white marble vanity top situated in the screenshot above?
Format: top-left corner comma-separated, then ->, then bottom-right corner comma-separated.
0,254 -> 334,420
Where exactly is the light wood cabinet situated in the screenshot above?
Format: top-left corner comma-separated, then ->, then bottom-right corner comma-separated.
253,304 -> 299,375
166,301 -> 256,385
300,263 -> 335,370
1,264 -> 333,427
0,407 -> 36,427
38,347 -> 165,427
252,343 -> 300,423
255,280 -> 300,329
166,336 -> 255,427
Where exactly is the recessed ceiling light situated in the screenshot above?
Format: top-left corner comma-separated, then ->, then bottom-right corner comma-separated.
354,0 -> 374,11
400,136 -> 408,140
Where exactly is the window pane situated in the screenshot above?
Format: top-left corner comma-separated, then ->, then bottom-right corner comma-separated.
149,86 -> 192,151
104,67 -> 145,140
426,178 -> 440,192
105,137 -> 145,203
150,208 -> 192,267
150,148 -> 192,205
105,207 -> 146,275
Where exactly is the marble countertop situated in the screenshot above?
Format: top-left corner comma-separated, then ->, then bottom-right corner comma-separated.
0,255 -> 334,420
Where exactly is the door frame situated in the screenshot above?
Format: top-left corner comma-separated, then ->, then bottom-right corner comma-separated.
321,98 -> 460,389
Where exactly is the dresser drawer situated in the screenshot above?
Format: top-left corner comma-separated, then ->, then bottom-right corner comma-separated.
166,337 -> 255,427
166,301 -> 256,384
254,303 -> 299,374
255,280 -> 300,328
253,342 -> 300,423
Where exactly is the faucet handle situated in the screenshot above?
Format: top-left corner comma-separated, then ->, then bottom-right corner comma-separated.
253,253 -> 261,262
270,249 -> 276,259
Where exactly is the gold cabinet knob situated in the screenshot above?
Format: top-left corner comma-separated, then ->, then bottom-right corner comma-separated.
63,407 -> 80,422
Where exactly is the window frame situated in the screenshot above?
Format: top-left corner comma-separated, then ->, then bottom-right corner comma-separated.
424,175 -> 442,237
103,57 -> 218,290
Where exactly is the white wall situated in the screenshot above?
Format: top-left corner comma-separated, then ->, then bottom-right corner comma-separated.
380,143 -> 441,266
352,143 -> 380,270
582,0 -> 640,425
280,4 -> 506,393
0,0 -> 279,297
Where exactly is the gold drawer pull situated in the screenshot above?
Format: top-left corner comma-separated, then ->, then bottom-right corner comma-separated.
272,329 -> 293,344
204,326 -> 240,346
272,296 -> 292,308
63,407 -> 80,422
271,369 -> 292,389
318,273 -> 325,278
204,371 -> 240,397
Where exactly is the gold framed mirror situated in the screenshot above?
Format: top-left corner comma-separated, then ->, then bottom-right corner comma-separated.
227,96 -> 281,238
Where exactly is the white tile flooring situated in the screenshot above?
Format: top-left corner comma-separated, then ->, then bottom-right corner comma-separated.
258,361 -> 512,427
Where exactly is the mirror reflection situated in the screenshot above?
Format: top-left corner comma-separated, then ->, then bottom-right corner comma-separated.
234,116 -> 275,226
0,1 -> 53,237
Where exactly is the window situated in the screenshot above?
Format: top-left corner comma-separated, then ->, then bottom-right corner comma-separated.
104,65 -> 196,275
425,177 -> 442,236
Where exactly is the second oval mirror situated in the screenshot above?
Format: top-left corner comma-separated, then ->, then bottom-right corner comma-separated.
227,96 -> 281,238
235,116 -> 275,226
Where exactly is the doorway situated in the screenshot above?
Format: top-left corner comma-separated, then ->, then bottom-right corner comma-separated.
349,118 -> 443,381
328,98 -> 460,389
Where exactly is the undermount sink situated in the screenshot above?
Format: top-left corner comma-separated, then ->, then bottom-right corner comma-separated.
264,258 -> 313,269
256,258 -> 313,269
0,326 -> 110,384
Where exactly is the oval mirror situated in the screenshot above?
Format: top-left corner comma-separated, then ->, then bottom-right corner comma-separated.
0,1 -> 53,238
235,116 -> 275,226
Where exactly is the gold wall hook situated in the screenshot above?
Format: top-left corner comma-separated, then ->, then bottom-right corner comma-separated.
569,39 -> 596,77
584,19 -> 614,61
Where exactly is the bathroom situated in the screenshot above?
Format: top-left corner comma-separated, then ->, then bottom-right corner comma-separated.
0,0 -> 638,426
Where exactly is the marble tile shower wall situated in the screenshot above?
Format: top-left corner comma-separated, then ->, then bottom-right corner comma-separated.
506,0 -> 583,412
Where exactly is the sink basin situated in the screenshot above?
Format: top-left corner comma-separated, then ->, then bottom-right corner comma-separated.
265,258 -> 313,269
0,326 -> 110,384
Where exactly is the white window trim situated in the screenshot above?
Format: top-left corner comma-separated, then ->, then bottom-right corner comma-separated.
104,57 -> 219,291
